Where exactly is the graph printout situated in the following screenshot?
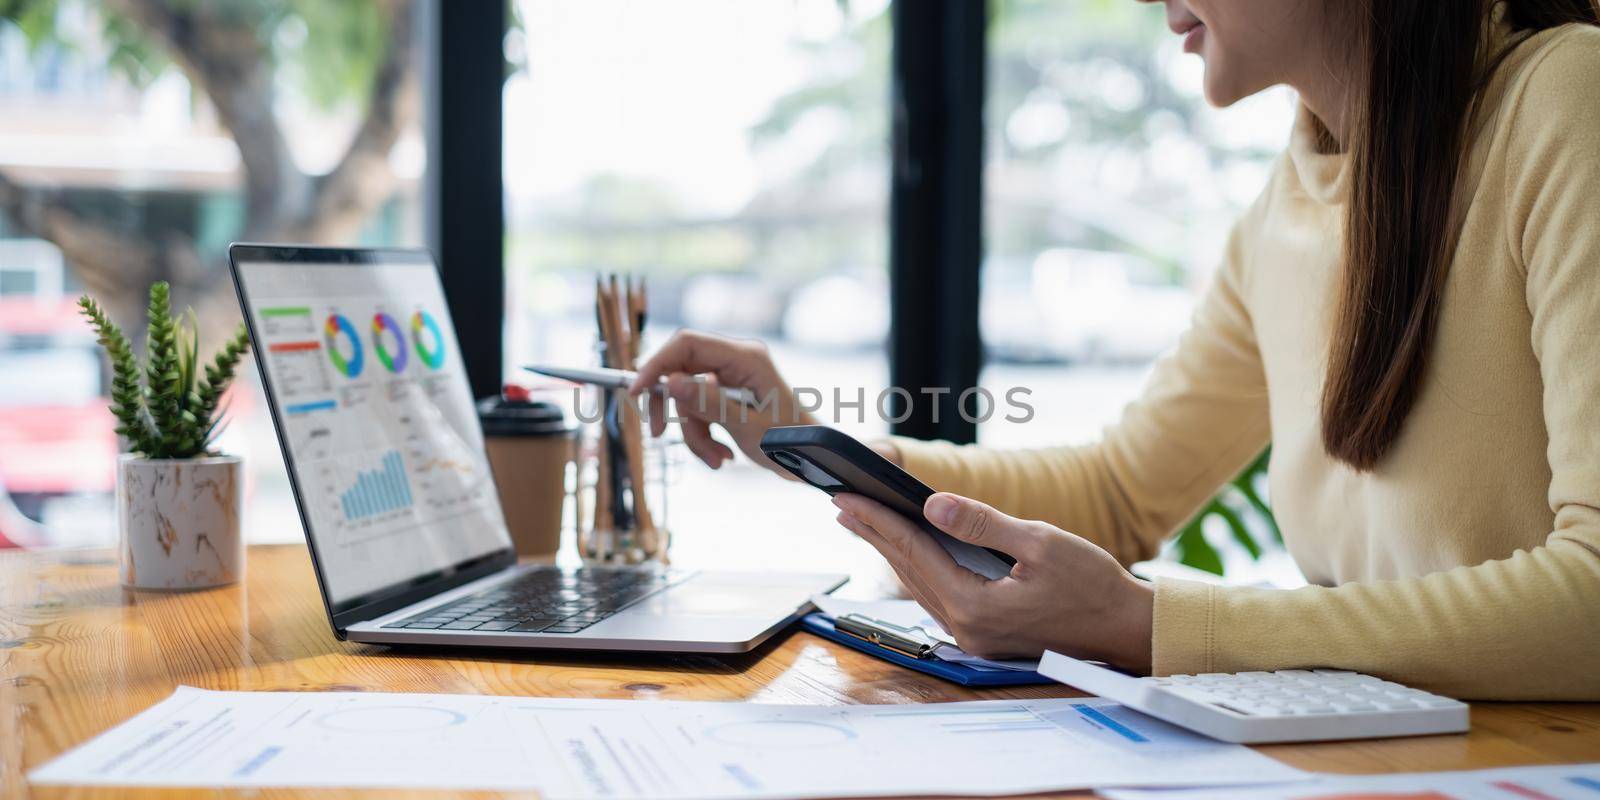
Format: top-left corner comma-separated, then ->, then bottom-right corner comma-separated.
235,258 -> 511,604
1101,763 -> 1600,800
31,688 -> 1309,797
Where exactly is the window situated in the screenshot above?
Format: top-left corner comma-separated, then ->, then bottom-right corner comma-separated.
980,1 -> 1295,449
0,1 -> 425,546
979,0 -> 1298,583
504,0 -> 894,574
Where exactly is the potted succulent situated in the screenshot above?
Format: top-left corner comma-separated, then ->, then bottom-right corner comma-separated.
79,282 -> 251,590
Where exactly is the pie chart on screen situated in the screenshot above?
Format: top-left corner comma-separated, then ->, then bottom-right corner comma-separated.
411,310 -> 446,370
372,311 -> 409,373
324,313 -> 364,378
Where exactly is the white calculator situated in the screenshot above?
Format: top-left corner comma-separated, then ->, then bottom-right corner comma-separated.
1039,650 -> 1469,744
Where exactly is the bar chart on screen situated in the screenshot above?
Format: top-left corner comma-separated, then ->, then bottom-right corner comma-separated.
338,450 -> 414,521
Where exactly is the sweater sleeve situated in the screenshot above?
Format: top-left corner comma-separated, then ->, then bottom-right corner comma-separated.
1154,30 -> 1600,700
894,197 -> 1272,566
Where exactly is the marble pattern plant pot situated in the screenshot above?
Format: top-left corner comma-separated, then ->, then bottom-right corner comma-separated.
117,455 -> 243,590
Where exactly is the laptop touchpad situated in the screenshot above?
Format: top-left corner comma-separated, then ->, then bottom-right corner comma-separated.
627,580 -> 811,618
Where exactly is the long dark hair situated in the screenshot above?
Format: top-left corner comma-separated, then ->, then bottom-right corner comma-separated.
1321,0 -> 1600,471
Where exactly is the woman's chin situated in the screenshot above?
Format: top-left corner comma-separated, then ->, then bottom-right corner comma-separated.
1202,69 -> 1264,109
1201,76 -> 1236,108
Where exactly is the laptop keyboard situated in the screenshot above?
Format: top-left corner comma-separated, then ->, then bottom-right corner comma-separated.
383,566 -> 690,634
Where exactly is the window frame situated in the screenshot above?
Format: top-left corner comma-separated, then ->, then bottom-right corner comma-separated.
425,0 -> 507,401
888,0 -> 986,445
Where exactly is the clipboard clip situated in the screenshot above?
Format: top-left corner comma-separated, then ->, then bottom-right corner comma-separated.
832,612 -> 944,659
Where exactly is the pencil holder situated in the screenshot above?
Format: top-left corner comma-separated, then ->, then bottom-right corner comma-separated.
570,383 -> 682,565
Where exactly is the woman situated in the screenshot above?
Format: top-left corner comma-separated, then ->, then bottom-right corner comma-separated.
630,0 -> 1600,699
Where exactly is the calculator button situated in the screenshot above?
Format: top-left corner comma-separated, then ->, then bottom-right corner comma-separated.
1335,702 -> 1378,712
1289,703 -> 1336,714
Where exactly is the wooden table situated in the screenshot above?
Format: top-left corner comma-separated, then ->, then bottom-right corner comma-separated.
3,545 -> 1597,799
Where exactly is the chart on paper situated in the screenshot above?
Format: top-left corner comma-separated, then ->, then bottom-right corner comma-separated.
501,696 -> 1309,799
1100,763 -> 1600,800
30,688 -> 1310,798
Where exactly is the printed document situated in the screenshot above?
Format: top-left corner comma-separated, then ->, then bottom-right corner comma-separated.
31,686 -> 1306,797
1101,763 -> 1600,800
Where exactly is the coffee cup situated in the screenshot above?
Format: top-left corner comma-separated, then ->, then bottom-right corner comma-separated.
478,394 -> 574,558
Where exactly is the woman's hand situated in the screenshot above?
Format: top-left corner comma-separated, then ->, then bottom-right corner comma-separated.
630,329 -> 818,474
832,491 -> 1154,672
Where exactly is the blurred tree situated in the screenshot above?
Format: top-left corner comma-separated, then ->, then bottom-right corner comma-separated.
989,0 -> 1177,161
749,0 -> 1282,273
734,7 -> 889,282
746,9 -> 890,188
0,0 -> 419,325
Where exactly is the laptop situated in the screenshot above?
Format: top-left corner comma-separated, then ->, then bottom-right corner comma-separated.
228,244 -> 846,653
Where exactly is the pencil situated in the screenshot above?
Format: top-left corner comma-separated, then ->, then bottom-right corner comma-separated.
592,279 -> 613,557
628,277 -> 661,557
611,278 -> 656,544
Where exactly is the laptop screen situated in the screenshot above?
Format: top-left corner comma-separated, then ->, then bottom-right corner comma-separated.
234,249 -> 512,608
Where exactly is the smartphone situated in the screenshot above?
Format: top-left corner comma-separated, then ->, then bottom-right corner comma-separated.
760,425 -> 1016,580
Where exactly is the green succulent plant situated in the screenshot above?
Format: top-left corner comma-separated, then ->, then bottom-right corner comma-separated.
77,282 -> 252,460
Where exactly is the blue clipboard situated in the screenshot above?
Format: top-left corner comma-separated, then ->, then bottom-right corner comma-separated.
800,613 -> 1050,687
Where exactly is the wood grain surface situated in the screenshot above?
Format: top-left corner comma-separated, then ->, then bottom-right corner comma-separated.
2,544 -> 1596,799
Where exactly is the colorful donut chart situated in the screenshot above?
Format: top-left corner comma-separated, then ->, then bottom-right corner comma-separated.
371,312 -> 409,373
324,313 -> 364,378
411,310 -> 446,370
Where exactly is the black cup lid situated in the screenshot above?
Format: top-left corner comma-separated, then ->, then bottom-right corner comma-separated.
477,396 -> 571,437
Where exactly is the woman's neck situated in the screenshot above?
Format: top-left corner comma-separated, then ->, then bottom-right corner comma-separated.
1300,94 -> 1348,154
1292,16 -> 1360,153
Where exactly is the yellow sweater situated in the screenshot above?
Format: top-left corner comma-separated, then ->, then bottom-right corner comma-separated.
894,23 -> 1600,700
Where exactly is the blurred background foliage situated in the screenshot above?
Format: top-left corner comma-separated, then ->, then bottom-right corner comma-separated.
1174,449 -> 1280,575
0,0 -> 417,336
0,0 -> 392,107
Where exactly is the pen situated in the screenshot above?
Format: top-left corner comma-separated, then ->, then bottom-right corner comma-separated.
522,364 -> 761,408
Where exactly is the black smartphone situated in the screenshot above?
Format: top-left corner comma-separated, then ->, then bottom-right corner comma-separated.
760,425 -> 1016,580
